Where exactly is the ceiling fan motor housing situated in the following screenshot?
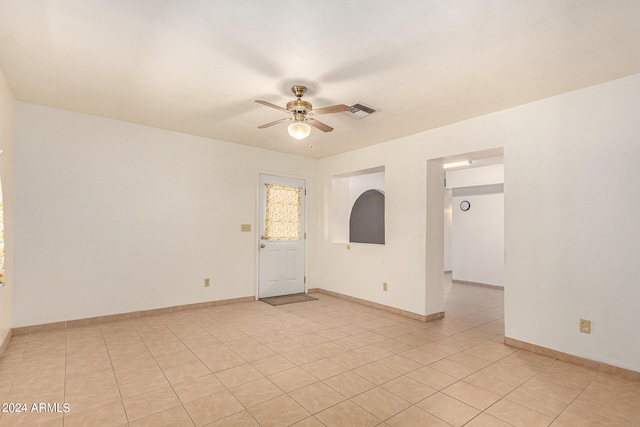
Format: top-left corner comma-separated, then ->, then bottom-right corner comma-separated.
286,99 -> 312,114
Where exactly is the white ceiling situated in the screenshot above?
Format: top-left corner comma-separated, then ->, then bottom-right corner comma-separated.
1,1 -> 639,159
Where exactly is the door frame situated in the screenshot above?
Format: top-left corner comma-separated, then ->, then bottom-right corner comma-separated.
255,171 -> 308,299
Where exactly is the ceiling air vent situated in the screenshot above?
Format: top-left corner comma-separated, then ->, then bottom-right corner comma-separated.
349,103 -> 377,119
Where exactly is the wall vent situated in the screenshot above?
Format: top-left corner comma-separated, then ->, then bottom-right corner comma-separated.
349,103 -> 377,119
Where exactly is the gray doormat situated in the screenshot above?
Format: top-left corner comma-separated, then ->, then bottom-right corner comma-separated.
260,293 -> 318,306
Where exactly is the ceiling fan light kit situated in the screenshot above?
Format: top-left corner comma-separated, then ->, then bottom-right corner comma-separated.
288,122 -> 311,139
255,85 -> 351,140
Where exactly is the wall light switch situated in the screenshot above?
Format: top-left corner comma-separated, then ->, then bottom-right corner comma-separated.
204,278 -> 210,288
241,224 -> 251,232
383,282 -> 388,291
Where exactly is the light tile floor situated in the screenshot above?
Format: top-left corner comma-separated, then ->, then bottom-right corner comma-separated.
1,278 -> 639,426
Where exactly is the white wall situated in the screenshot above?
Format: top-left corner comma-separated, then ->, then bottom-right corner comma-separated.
447,165 -> 504,286
317,73 -> 640,372
13,103 -> 317,327
443,189 -> 452,272
451,188 -> 504,286
503,75 -> 640,372
0,67 -> 14,344
446,164 -> 504,188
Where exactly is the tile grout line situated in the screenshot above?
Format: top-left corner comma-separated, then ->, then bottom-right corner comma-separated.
352,314 -> 519,426
156,316 -> 229,426
477,355 -> 594,426
543,367 -> 605,426
99,324 -> 130,426
1,334 -> 27,425
62,329 -> 67,426
157,313 -> 302,425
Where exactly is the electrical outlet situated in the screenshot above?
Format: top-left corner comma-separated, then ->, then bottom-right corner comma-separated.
241,224 -> 251,232
383,282 -> 388,291
204,278 -> 210,288
580,319 -> 591,334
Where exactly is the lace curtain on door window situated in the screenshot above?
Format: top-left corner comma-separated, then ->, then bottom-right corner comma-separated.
264,184 -> 301,241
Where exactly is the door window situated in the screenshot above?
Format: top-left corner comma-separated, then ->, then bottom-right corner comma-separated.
264,184 -> 301,241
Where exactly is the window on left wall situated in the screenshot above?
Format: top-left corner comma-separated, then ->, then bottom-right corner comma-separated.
0,178 -> 4,286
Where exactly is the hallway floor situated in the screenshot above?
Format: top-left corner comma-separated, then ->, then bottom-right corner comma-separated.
1,280 -> 639,426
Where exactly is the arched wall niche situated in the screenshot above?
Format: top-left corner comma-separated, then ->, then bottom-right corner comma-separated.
331,166 -> 385,244
350,189 -> 385,244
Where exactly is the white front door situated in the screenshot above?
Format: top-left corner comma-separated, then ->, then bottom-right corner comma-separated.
258,174 -> 305,298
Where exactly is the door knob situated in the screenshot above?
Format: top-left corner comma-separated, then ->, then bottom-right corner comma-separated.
260,243 -> 266,248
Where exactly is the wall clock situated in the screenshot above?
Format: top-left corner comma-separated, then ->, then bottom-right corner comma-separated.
460,200 -> 471,211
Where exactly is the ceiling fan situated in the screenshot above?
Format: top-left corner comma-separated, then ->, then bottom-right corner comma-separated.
255,85 -> 350,139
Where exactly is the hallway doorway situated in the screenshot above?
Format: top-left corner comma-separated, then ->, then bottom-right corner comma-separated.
425,147 -> 504,320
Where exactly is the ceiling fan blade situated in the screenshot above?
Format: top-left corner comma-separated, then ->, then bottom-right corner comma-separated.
255,100 -> 289,113
258,117 -> 290,129
310,104 -> 350,115
307,119 -> 334,132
